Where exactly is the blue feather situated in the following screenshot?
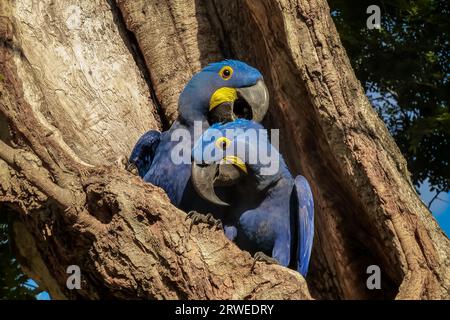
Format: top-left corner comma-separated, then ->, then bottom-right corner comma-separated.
293,175 -> 314,276
194,119 -> 315,278
129,60 -> 264,213
129,130 -> 160,177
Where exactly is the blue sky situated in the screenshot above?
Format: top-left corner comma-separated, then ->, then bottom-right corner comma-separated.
25,279 -> 50,300
36,291 -> 51,300
418,181 -> 450,236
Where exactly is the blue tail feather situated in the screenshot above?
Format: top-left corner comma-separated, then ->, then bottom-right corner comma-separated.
129,130 -> 161,177
293,175 -> 314,277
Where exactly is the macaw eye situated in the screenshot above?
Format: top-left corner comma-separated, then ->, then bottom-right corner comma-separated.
215,137 -> 231,150
219,66 -> 233,80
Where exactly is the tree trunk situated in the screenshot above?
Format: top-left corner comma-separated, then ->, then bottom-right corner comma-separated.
0,0 -> 448,300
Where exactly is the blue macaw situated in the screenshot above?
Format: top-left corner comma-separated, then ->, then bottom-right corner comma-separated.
191,119 -> 314,276
129,60 -> 269,214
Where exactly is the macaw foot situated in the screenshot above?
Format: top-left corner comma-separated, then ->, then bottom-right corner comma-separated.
251,252 -> 279,269
185,211 -> 223,231
126,162 -> 139,176
116,155 -> 139,175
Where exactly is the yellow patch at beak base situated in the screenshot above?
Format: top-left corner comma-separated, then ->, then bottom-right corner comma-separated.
222,156 -> 248,174
209,87 -> 237,111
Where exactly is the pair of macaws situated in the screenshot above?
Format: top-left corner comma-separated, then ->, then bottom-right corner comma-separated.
129,60 -> 314,277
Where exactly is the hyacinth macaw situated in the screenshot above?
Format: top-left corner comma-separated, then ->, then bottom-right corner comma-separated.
129,60 -> 269,214
190,119 -> 314,276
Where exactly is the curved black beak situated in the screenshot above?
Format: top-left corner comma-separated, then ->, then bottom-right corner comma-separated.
191,162 -> 244,206
208,79 -> 269,124
236,79 -> 269,122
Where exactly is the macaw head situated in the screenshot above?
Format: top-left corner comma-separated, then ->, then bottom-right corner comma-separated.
179,60 -> 269,125
191,119 -> 284,206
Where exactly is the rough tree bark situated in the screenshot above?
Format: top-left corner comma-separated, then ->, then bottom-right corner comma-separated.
0,0 -> 448,300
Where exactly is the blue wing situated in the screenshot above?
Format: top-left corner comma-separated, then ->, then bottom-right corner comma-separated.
292,175 -> 314,277
129,130 -> 161,177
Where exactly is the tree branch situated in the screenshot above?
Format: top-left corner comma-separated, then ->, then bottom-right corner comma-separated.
0,140 -> 77,209
428,190 -> 442,209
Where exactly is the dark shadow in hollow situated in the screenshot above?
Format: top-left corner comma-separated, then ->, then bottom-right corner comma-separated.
188,0 -> 224,68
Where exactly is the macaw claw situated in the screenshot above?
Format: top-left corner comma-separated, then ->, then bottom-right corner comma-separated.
185,211 -> 223,231
126,162 -> 139,176
251,251 -> 279,270
116,155 -> 139,175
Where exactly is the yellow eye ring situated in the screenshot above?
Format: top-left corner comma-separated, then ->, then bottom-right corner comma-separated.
215,137 -> 231,150
219,66 -> 233,80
